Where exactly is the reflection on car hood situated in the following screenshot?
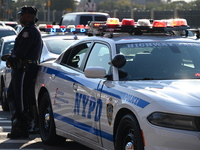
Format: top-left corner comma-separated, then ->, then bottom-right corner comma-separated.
120,80 -> 200,106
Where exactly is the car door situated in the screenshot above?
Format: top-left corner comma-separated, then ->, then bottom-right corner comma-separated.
48,42 -> 92,133
72,42 -> 111,145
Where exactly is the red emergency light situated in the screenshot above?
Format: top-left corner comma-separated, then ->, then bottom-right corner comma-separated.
121,19 -> 135,26
76,25 -> 85,29
46,24 -> 53,28
152,20 -> 166,27
60,25 -> 66,28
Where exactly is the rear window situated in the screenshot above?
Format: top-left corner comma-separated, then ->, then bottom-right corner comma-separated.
94,15 -> 108,21
61,14 -> 76,26
0,30 -> 16,39
60,13 -> 109,26
80,16 -> 93,25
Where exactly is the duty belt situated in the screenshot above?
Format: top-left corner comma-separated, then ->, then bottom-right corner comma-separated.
27,60 -> 38,64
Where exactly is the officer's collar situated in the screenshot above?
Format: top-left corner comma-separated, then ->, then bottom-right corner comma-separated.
25,21 -> 35,26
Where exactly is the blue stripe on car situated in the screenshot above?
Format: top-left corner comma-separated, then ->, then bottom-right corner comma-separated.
40,66 -> 150,142
41,66 -> 150,108
54,113 -> 114,142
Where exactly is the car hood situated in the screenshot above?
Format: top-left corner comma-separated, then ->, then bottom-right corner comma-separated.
120,80 -> 200,106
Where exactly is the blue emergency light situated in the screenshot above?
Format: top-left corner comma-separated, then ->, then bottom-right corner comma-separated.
45,27 -> 87,33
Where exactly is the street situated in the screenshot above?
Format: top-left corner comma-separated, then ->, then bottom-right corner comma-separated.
0,105 -> 92,150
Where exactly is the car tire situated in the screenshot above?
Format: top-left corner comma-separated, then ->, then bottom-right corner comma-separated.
39,92 -> 66,145
1,81 -> 9,111
115,114 -> 144,150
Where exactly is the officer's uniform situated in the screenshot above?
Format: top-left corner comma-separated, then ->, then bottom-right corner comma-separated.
6,6 -> 43,139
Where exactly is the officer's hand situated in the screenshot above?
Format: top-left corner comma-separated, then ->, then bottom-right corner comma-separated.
6,60 -> 11,68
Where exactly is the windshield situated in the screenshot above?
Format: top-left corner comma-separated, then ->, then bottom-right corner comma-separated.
117,42 -> 200,80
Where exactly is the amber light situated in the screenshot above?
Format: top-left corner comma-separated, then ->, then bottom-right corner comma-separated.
93,23 -> 101,27
152,20 -> 166,27
106,18 -> 120,25
173,19 -> 187,26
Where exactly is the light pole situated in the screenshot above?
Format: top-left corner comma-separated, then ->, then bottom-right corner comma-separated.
47,0 -> 50,23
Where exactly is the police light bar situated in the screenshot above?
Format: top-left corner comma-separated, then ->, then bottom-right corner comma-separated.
42,24 -> 87,33
86,17 -> 190,37
46,28 -> 87,33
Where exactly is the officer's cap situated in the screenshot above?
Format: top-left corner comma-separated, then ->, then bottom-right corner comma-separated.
18,6 -> 37,15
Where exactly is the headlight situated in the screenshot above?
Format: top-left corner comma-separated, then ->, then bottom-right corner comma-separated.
147,112 -> 200,131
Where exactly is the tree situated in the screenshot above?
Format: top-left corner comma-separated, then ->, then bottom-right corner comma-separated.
97,0 -> 144,11
50,0 -> 75,11
11,0 -> 75,12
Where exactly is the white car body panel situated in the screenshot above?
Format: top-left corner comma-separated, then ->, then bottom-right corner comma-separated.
35,36 -> 200,150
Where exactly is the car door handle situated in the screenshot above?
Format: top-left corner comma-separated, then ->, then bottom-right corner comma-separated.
73,83 -> 78,91
50,74 -> 56,80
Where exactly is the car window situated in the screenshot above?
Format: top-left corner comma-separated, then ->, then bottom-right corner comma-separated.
80,16 -> 93,25
85,43 -> 111,74
44,39 -> 76,54
61,14 -> 76,26
117,42 -> 200,80
94,15 -> 108,21
0,40 -> 3,54
3,41 -> 15,55
0,30 -> 16,39
61,42 -> 91,69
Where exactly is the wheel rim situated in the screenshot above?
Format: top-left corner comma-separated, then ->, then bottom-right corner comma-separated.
124,129 -> 135,150
42,101 -> 51,137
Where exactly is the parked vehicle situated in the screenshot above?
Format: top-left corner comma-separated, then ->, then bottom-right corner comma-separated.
34,18 -> 200,150
0,32 -> 87,111
59,12 -> 110,27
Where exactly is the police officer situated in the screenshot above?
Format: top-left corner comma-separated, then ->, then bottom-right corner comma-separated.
6,6 -> 43,139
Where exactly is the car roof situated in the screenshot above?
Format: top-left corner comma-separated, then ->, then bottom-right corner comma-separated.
62,12 -> 109,16
75,34 -> 200,45
41,33 -> 87,40
0,35 -> 16,43
0,25 -> 16,30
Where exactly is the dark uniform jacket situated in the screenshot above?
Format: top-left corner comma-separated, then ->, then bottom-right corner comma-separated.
12,21 -> 42,62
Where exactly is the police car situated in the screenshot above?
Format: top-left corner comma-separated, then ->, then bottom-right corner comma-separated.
0,31 -> 86,111
35,18 -> 200,150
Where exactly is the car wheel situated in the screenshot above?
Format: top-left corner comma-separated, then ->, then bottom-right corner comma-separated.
115,114 -> 144,150
39,92 -> 66,145
1,82 -> 9,111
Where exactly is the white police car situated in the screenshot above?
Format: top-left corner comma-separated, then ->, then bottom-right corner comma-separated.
0,31 -> 86,111
35,18 -> 200,150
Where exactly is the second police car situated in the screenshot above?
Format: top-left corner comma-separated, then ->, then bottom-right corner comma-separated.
0,31 -> 87,111
35,18 -> 200,150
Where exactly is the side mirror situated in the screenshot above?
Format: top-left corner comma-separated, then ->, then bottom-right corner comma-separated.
111,54 -> 126,68
1,53 -> 11,61
84,66 -> 106,78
